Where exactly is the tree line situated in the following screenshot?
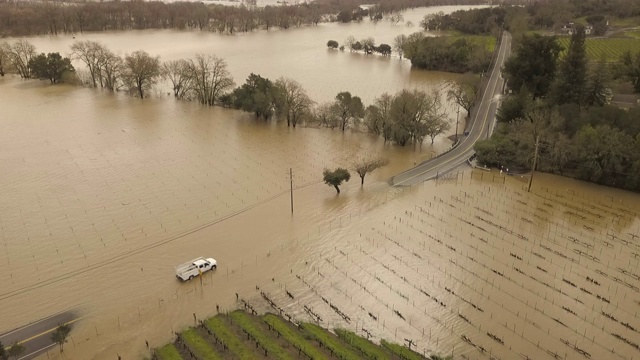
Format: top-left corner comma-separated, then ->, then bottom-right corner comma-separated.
0,0 -> 487,37
420,0 -> 640,36
475,27 -> 640,191
327,33 -> 493,74
1,39 -> 457,148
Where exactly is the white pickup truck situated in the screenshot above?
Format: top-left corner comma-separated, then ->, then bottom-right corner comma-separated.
175,257 -> 217,281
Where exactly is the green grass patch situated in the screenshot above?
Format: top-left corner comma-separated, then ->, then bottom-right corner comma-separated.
381,340 -> 426,360
204,316 -> 255,360
262,314 -> 325,360
626,30 -> 640,39
230,311 -> 293,360
334,329 -> 391,360
182,328 -> 222,360
557,37 -> 640,62
450,35 -> 497,52
610,17 -> 640,27
155,344 -> 183,360
302,323 -> 361,360
573,17 -> 589,26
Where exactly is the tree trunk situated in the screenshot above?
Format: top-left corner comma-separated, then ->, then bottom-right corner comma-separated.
360,174 -> 365,186
333,185 -> 340,194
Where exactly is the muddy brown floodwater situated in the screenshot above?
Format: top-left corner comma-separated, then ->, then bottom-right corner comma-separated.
1,5 -> 638,360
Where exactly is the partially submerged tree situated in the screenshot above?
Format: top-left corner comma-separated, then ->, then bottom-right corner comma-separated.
162,59 -> 194,99
51,324 -> 71,352
0,42 -> 11,76
124,50 -> 161,99
323,168 -> 351,194
393,34 -> 407,59
7,342 -> 24,360
7,39 -> 36,79
274,77 -> 314,127
327,40 -> 339,49
189,54 -> 235,106
28,52 -> 74,84
334,91 -> 364,132
353,157 -> 389,185
71,40 -> 106,87
232,73 -> 275,119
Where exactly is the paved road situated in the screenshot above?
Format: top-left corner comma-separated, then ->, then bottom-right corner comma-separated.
390,32 -> 512,186
0,311 -> 81,359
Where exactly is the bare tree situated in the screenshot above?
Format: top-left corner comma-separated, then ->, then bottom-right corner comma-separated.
310,102 -> 339,129
98,48 -> 124,92
162,59 -> 194,99
361,37 -> 375,55
71,40 -> 107,87
345,35 -> 356,52
388,13 -> 404,25
274,77 -> 314,128
447,74 -> 480,119
8,39 -> 36,79
0,42 -> 11,76
364,92 -> 392,138
188,54 -> 235,106
393,34 -> 407,59
353,156 -> 389,185
390,89 -> 446,146
124,50 -> 161,99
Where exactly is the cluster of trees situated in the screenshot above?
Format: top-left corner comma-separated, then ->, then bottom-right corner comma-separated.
69,40 -> 235,102
0,0 -> 486,37
476,27 -> 640,191
403,33 -> 492,73
419,0 -> 640,38
322,156 -> 389,193
221,73 -> 314,128
421,7 -> 507,35
0,40 -> 75,83
4,39 -> 456,147
224,78 -> 455,146
327,36 -> 392,56
364,89 -> 450,146
615,50 -> 640,93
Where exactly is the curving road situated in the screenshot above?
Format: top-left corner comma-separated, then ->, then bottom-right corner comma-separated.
390,31 -> 512,187
0,311 -> 81,360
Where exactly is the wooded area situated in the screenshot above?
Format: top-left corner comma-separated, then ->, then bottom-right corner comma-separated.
0,0 -> 484,36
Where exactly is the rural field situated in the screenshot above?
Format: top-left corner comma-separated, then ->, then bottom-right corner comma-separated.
557,37 -> 640,61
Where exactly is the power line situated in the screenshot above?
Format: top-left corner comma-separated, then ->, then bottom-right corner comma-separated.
0,178 -> 324,301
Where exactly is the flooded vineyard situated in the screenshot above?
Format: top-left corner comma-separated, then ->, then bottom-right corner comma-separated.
250,171 -> 640,360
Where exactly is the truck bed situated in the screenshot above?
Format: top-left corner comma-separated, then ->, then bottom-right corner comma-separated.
175,257 -> 206,273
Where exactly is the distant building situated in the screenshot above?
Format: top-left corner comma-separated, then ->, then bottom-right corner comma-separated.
560,23 -> 594,36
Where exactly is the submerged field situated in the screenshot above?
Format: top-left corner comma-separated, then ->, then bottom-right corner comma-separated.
153,310 -> 434,360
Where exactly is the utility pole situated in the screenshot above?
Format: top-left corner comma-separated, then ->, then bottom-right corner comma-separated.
289,168 -> 294,214
455,106 -> 460,143
527,136 -> 540,193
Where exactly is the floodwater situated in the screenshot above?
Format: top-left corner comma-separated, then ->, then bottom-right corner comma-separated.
22,6 -> 490,104
1,5 -> 637,360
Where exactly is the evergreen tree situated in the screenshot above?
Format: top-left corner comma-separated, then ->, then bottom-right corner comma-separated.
586,56 -> 611,106
503,34 -> 561,99
551,26 -> 588,106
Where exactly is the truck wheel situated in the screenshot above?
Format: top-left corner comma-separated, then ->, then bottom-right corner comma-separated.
212,265 -> 217,270
189,275 -> 194,280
